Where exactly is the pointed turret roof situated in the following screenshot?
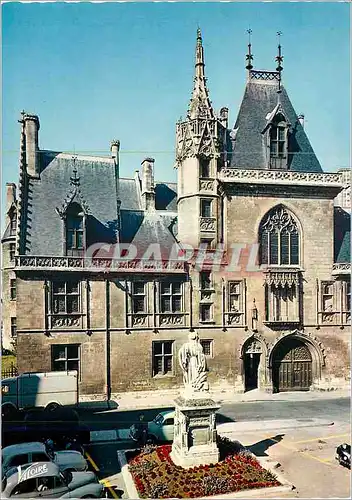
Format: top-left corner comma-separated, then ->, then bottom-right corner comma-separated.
230,70 -> 323,172
187,29 -> 215,120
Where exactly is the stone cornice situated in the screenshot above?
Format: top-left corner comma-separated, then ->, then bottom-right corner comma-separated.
218,168 -> 343,187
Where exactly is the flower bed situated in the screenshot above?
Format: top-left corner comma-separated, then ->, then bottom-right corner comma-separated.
127,438 -> 281,498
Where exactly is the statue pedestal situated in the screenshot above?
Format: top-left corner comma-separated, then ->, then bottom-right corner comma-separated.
170,394 -> 220,468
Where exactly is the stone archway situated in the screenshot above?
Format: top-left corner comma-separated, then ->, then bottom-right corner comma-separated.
240,334 -> 269,392
268,331 -> 325,393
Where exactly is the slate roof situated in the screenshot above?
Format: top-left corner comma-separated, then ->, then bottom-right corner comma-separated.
334,207 -> 351,264
24,151 -> 177,256
230,78 -> 323,173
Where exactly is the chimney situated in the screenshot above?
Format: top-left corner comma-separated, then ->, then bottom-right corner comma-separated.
110,140 -> 120,163
298,114 -> 305,129
6,183 -> 16,212
141,158 -> 155,211
219,107 -> 229,129
24,114 -> 40,177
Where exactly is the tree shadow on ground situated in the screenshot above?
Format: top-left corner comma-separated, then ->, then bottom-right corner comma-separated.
247,434 -> 285,457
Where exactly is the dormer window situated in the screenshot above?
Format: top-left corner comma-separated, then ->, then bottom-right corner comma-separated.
10,214 -> 17,236
65,203 -> 85,256
268,113 -> 289,170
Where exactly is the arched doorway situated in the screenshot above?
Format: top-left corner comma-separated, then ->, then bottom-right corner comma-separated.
272,337 -> 312,392
243,338 -> 263,392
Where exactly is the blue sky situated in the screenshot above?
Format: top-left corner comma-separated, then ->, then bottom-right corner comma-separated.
2,2 -> 350,217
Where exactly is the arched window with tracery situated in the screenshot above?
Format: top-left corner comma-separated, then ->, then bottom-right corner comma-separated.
65,203 -> 85,256
259,205 -> 299,266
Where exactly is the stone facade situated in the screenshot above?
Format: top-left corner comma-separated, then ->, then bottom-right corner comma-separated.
2,31 -> 350,397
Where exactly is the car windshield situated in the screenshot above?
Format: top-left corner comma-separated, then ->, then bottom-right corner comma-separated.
153,414 -> 164,426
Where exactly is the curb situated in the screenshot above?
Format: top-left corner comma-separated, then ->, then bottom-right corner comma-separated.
118,449 -> 140,499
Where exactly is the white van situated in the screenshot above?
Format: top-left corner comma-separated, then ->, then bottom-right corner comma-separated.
1,371 -> 78,417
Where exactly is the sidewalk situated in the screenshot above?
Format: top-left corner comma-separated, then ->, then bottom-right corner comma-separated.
80,387 -> 350,412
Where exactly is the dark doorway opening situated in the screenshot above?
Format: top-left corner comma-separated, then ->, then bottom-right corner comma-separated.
244,353 -> 261,391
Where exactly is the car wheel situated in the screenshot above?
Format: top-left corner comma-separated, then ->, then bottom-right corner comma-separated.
2,404 -> 17,420
46,402 -> 61,412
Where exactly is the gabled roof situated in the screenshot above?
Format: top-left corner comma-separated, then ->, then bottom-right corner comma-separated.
28,152 -> 119,255
334,207 -> 350,264
23,150 -> 178,256
230,78 -> 323,172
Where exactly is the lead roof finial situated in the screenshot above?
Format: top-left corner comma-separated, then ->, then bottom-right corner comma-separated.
276,31 -> 283,93
70,155 -> 80,187
245,28 -> 254,71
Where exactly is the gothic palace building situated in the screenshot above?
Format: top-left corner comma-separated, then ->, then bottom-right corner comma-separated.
2,30 -> 351,397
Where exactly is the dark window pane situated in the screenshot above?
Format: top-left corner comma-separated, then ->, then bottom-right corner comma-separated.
161,283 -> 171,295
201,200 -> 212,218
260,231 -> 268,265
66,282 -> 79,294
67,296 -> 78,313
200,158 -> 210,178
154,357 -> 163,375
278,127 -> 285,141
280,232 -> 289,265
133,282 -> 145,295
164,356 -> 172,373
201,304 -> 211,321
53,360 -> 66,371
201,272 -> 211,289
269,232 -> 279,265
68,216 -> 83,231
67,360 -> 79,372
67,345 -> 79,359
161,297 -> 171,313
270,126 -> 277,140
133,297 -> 145,313
278,141 -> 285,156
163,342 -> 173,355
9,454 -> 29,467
77,232 -> 84,249
153,343 -> 163,355
66,231 -> 74,249
172,296 -> 181,312
201,341 -> 211,356
32,453 -> 48,462
290,232 -> 299,265
172,282 -> 181,294
53,282 -> 65,294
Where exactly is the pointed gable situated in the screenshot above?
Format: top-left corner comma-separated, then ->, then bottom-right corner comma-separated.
230,74 -> 323,172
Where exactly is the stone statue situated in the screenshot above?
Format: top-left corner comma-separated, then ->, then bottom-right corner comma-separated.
179,332 -> 209,394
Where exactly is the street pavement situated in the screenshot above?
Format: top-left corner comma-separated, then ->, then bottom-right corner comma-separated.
78,396 -> 350,432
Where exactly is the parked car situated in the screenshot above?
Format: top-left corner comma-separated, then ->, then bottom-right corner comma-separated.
1,461 -> 103,498
2,442 -> 88,476
336,443 -> 351,469
130,410 -> 175,443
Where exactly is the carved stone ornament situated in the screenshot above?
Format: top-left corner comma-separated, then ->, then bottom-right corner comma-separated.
159,314 -> 184,326
267,329 -> 326,367
199,179 -> 214,191
51,315 -> 80,328
132,314 -> 148,327
219,168 -> 342,186
199,217 -> 216,232
264,270 -> 300,288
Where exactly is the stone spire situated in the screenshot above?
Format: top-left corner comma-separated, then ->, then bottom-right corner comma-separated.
187,28 -> 214,120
